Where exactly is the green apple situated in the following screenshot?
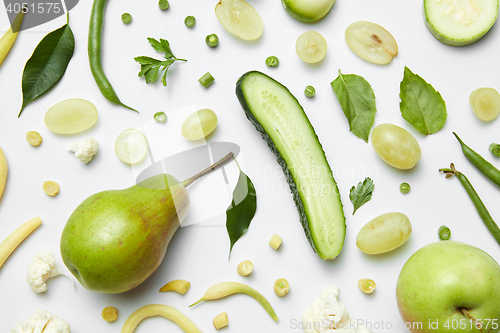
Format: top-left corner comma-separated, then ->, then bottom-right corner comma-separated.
281,0 -> 335,23
396,241 -> 500,333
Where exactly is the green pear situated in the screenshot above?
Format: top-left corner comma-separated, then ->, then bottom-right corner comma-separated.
396,241 -> 500,333
60,152 -> 233,294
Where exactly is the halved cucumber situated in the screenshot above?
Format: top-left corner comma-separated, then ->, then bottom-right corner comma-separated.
235,71 -> 346,260
424,0 -> 499,46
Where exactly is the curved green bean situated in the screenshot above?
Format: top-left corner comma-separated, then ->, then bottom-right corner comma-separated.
440,164 -> 500,246
453,132 -> 500,187
89,0 -> 137,112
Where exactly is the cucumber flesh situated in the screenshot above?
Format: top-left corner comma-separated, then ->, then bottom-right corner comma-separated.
424,0 -> 499,46
236,71 -> 346,260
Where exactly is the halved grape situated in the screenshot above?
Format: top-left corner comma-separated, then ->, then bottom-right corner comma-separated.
469,87 -> 500,121
296,31 -> 327,64
181,109 -> 218,141
345,21 -> 398,65
215,0 -> 263,41
115,129 -> 149,165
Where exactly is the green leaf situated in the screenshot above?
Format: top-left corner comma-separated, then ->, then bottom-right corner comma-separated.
136,37 -> 185,87
349,177 -> 374,215
399,66 -> 447,135
331,70 -> 377,142
19,18 -> 74,116
226,168 -> 257,257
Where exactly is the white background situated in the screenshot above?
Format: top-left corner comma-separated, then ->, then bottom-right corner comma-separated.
1,0 -> 500,332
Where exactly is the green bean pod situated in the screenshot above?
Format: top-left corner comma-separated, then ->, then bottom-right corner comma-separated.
440,164 -> 500,246
89,0 -> 137,112
453,132 -> 500,187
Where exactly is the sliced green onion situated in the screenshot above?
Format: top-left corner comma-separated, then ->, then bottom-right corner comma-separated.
438,225 -> 451,240
206,34 -> 219,48
304,85 -> 315,98
265,56 -> 279,67
185,16 -> 196,28
154,112 -> 167,123
121,13 -> 132,24
199,72 -> 215,88
490,143 -> 500,157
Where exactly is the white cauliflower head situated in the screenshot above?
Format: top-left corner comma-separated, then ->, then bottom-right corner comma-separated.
66,138 -> 98,164
10,310 -> 70,333
301,286 -> 372,333
27,251 -> 63,293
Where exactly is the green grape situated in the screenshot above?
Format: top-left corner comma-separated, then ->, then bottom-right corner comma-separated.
400,182 -> 411,194
154,112 -> 167,123
371,124 -> 421,170
181,109 -> 218,141
438,225 -> 451,240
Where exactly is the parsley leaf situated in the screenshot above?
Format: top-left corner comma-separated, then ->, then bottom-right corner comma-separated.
349,177 -> 375,215
134,37 -> 186,86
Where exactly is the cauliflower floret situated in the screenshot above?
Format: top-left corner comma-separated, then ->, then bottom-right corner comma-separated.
10,321 -> 34,333
301,286 -> 372,333
66,138 -> 98,163
27,251 -> 63,293
10,310 -> 70,333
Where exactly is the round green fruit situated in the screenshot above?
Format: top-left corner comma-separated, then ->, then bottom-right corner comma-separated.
281,0 -> 335,23
396,241 -> 500,333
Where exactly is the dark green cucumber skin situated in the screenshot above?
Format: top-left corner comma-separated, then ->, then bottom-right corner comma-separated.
235,70 -> 345,259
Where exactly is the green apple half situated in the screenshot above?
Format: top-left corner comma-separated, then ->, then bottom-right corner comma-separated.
281,0 -> 335,23
396,241 -> 500,333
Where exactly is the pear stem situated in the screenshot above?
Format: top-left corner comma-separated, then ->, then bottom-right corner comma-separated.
182,152 -> 235,188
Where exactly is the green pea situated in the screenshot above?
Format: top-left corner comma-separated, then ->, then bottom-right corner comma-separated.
121,13 -> 132,24
154,112 -> 167,123
158,0 -> 169,10
265,56 -> 279,67
400,182 -> 411,194
304,85 -> 315,98
206,34 -> 219,48
438,225 -> 451,240
185,16 -> 196,28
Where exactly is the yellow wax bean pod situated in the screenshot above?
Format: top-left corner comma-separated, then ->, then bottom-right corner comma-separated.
190,281 -> 278,322
0,10 -> 25,66
121,304 -> 201,333
0,217 -> 42,269
0,146 -> 7,201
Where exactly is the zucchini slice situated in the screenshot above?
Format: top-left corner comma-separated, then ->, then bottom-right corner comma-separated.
424,0 -> 499,46
235,71 -> 345,260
